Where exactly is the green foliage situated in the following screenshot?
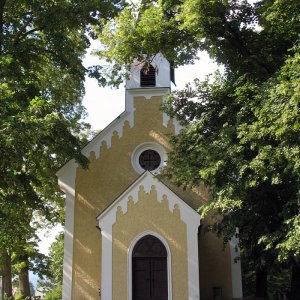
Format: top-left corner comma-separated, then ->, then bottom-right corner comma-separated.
0,0 -> 124,294
43,284 -> 62,300
48,232 -> 64,285
97,0 -> 300,85
163,45 -> 300,296
97,0 -> 300,296
37,232 -> 64,298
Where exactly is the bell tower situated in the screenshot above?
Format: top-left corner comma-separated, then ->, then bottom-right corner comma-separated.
125,53 -> 174,90
124,53 -> 178,133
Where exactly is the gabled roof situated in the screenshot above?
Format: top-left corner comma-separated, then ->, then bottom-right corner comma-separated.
97,171 -> 201,227
56,108 -> 131,194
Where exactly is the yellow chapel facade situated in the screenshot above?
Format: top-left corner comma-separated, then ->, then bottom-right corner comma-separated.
57,54 -> 243,300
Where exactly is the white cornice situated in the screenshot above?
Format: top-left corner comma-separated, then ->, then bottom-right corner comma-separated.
97,171 -> 201,226
56,159 -> 77,197
98,170 -> 201,300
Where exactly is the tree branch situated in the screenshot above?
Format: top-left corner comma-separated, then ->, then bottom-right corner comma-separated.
223,22 -> 272,75
12,16 -> 34,46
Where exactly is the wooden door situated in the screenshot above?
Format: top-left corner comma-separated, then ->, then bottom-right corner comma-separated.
132,235 -> 168,300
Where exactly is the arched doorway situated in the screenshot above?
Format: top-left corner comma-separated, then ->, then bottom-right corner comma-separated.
132,235 -> 168,300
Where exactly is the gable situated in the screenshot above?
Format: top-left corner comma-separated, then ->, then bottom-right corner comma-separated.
57,88 -> 182,195
97,171 -> 201,226
59,53 -> 243,300
97,171 -> 201,300
57,54 -> 184,205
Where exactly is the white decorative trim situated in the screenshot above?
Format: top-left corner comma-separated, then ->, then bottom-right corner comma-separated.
57,76 -> 174,182
81,110 -> 132,159
187,223 -> 200,300
125,88 -> 184,133
229,228 -> 243,299
57,160 -> 77,300
80,87 -> 172,161
97,171 -> 201,300
62,191 -> 75,300
97,172 -> 201,224
131,142 -> 167,174
125,53 -> 171,89
56,53 -> 188,299
173,118 -> 184,135
100,223 -> 113,300
125,87 -> 170,112
128,231 -> 173,300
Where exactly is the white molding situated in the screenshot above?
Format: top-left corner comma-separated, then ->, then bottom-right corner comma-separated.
62,191 -> 75,300
173,118 -> 184,135
125,88 -> 169,114
125,53 -> 171,89
57,160 -> 77,300
56,53 -> 190,299
125,88 -> 183,134
131,142 -> 167,174
97,172 -> 201,223
81,110 -> 132,159
57,79 -> 174,175
229,228 -> 243,299
187,223 -> 200,300
57,159 -> 77,197
97,172 -> 201,300
59,87 -> 171,165
128,231 -> 173,300
100,223 -> 113,300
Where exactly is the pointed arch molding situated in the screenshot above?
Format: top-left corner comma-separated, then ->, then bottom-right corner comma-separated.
128,231 -> 172,300
97,171 -> 201,300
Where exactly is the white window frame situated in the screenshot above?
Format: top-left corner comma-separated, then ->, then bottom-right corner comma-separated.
131,142 -> 167,174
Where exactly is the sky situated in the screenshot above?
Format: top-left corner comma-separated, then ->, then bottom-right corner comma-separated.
32,0 -> 260,290
33,41 -> 220,288
37,42 -> 219,255
36,0 -> 259,260
82,39 -> 219,131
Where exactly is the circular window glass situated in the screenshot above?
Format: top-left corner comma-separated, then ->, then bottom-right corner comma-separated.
131,142 -> 166,174
139,149 -> 161,171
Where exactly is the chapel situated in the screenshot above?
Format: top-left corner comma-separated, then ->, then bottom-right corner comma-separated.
57,54 -> 243,300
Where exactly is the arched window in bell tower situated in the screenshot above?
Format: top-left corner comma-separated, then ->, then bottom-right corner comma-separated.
140,64 -> 156,87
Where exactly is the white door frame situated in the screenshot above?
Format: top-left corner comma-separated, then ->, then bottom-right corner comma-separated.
128,231 -> 173,300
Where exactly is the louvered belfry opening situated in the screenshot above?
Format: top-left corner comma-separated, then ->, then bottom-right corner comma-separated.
140,64 -> 156,87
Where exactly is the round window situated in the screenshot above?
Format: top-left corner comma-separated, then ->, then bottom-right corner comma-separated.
131,142 -> 166,174
139,149 -> 161,171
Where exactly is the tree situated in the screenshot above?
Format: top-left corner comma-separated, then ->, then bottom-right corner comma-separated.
96,0 -> 299,84
0,0 -> 124,297
163,50 -> 300,297
96,0 -> 300,298
38,232 -> 64,300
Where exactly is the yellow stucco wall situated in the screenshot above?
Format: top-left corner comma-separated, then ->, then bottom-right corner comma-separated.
199,230 -> 233,300
112,185 -> 188,300
71,95 -> 234,299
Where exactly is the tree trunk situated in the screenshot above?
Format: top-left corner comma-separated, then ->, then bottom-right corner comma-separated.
255,268 -> 268,298
0,269 -> 4,300
2,250 -> 12,298
290,264 -> 300,300
19,254 -> 31,299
